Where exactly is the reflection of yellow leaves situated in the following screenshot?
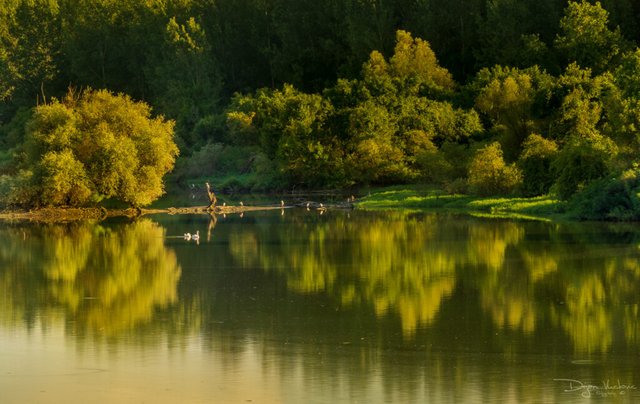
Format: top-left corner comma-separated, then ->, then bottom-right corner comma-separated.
468,222 -> 524,271
229,212 -> 455,338
522,251 -> 557,282
80,220 -> 181,335
397,278 -> 455,337
43,224 -> 93,281
40,220 -> 181,336
624,305 -> 640,346
552,274 -> 612,353
482,293 -> 536,334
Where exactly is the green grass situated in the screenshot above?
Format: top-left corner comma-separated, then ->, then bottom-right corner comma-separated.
356,185 -> 566,221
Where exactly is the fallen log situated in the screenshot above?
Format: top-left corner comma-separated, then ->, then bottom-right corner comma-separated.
0,204 -> 289,222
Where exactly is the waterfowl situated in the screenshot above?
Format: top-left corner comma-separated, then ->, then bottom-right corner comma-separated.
192,230 -> 200,241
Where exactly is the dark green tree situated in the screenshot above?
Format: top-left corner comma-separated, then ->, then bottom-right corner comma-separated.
517,133 -> 559,196
554,0 -> 628,74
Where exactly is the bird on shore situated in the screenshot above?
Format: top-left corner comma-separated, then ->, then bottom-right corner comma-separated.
240,201 -> 244,207
281,200 -> 285,207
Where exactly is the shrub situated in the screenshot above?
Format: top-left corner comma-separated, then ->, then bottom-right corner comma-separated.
468,142 -> 522,196
551,135 -> 616,200
566,171 -> 640,220
518,134 -> 559,196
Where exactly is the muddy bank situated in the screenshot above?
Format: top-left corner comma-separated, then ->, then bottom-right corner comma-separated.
0,204 -> 287,222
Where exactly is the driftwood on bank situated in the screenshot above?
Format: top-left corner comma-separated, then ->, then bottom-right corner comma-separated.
0,199 -> 354,222
0,204 -> 289,222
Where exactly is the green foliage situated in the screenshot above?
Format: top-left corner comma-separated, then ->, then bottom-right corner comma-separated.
2,1 -> 640,221
554,0 -> 628,73
606,51 -> 640,155
467,142 -> 522,196
565,170 -> 640,220
471,65 -> 555,160
518,134 -> 559,196
147,16 -> 221,143
415,139 -> 453,185
388,30 -> 455,96
551,136 -> 616,200
16,89 -> 178,207
226,84 -> 345,186
38,149 -> 92,206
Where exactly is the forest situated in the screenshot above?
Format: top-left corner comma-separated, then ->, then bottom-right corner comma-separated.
2,0 -> 640,218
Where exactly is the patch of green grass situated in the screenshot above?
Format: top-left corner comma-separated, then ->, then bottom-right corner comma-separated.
356,185 -> 566,220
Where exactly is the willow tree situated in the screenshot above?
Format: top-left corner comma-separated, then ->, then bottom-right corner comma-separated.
19,89 -> 178,207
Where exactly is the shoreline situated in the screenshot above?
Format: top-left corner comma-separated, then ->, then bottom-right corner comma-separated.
0,205 -> 287,222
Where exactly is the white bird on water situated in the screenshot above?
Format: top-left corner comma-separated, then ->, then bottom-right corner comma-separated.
184,230 -> 200,241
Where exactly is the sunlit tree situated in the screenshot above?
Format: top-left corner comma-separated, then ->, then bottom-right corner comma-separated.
467,142 -> 522,196
19,88 -> 178,207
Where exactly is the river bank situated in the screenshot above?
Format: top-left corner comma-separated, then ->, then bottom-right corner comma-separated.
355,185 -> 567,221
0,204 -> 287,222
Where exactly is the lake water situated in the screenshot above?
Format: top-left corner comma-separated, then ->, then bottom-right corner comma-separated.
1,208 -> 640,403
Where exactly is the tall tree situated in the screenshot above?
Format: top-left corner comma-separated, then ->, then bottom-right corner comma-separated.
554,0 -> 628,74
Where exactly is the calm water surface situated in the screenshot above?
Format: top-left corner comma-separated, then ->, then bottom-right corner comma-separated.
1,209 -> 640,403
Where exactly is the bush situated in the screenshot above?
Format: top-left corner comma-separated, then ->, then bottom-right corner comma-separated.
566,171 -> 640,220
551,135 -> 615,200
467,142 -> 522,196
415,139 -> 453,184
518,134 -> 558,196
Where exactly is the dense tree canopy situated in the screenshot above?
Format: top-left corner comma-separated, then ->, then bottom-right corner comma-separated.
3,89 -> 177,207
2,0 -> 640,214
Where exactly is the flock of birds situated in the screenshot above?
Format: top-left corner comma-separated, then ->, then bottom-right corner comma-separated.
179,188 -> 357,244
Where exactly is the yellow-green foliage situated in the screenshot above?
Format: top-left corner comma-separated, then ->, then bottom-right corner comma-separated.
19,89 -> 178,207
388,30 -> 455,94
468,142 -> 522,196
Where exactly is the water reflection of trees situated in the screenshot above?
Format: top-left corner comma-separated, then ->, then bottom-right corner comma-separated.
227,212 -> 640,352
2,212 -> 640,355
0,219 -> 181,336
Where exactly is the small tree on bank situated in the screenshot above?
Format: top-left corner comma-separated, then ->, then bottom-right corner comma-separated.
468,142 -> 522,196
17,89 -> 178,207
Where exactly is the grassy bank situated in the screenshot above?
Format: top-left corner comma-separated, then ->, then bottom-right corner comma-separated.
355,185 -> 567,221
